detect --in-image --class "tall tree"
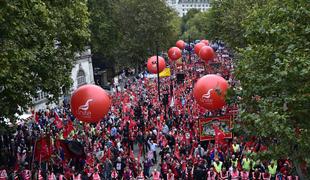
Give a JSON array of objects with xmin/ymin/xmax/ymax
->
[
  {"xmin": 235, "ymin": 0, "xmax": 310, "ymax": 178},
  {"xmin": 182, "ymin": 11, "xmax": 209, "ymax": 40},
  {"xmin": 0, "ymin": 0, "xmax": 90, "ymax": 118},
  {"xmin": 88, "ymin": 0, "xmax": 119, "ymax": 58},
  {"xmin": 206, "ymin": 0, "xmax": 267, "ymax": 49},
  {"xmin": 114, "ymin": 0, "xmax": 178, "ymax": 68}
]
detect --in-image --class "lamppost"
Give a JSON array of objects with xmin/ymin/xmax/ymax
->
[{"xmin": 156, "ymin": 43, "xmax": 161, "ymax": 102}]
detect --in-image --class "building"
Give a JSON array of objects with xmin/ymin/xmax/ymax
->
[
  {"xmin": 32, "ymin": 47, "xmax": 95, "ymax": 110},
  {"xmin": 165, "ymin": 0, "xmax": 211, "ymax": 17}
]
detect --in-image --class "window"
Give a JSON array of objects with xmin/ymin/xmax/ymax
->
[
  {"xmin": 34, "ymin": 91, "xmax": 48, "ymax": 102},
  {"xmin": 77, "ymin": 69, "xmax": 86, "ymax": 87}
]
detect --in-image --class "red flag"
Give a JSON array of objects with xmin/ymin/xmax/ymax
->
[
  {"xmin": 174, "ymin": 145, "xmax": 181, "ymax": 160},
  {"xmin": 35, "ymin": 136, "xmax": 52, "ymax": 161},
  {"xmin": 54, "ymin": 111, "xmax": 63, "ymax": 129},
  {"xmin": 213, "ymin": 125, "xmax": 225, "ymax": 144},
  {"xmin": 63, "ymin": 120, "xmax": 74, "ymax": 138},
  {"xmin": 129, "ymin": 120, "xmax": 137, "ymax": 129}
]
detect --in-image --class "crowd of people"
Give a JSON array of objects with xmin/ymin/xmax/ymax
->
[{"xmin": 0, "ymin": 43, "xmax": 300, "ymax": 180}]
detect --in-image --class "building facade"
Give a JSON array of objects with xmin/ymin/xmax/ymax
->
[
  {"xmin": 32, "ymin": 48, "xmax": 95, "ymax": 110},
  {"xmin": 165, "ymin": 0, "xmax": 211, "ymax": 17}
]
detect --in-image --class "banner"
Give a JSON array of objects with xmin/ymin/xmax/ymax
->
[
  {"xmin": 199, "ymin": 116, "xmax": 233, "ymax": 141},
  {"xmin": 159, "ymin": 68, "xmax": 171, "ymax": 77}
]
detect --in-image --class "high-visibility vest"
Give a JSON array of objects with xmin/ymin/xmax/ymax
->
[
  {"xmin": 232, "ymin": 144, "xmax": 240, "ymax": 152},
  {"xmin": 268, "ymin": 165, "xmax": 277, "ymax": 176},
  {"xmin": 242, "ymin": 158, "xmax": 251, "ymax": 171},
  {"xmin": 152, "ymin": 172, "xmax": 160, "ymax": 180},
  {"xmin": 231, "ymin": 158, "xmax": 238, "ymax": 168},
  {"xmin": 214, "ymin": 161, "xmax": 223, "ymax": 173},
  {"xmin": 92, "ymin": 173, "xmax": 101, "ymax": 180},
  {"xmin": 0, "ymin": 169, "xmax": 8, "ymax": 180}
]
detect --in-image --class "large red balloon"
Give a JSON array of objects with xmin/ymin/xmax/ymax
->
[
  {"xmin": 193, "ymin": 74, "xmax": 228, "ymax": 110},
  {"xmin": 199, "ymin": 46, "xmax": 215, "ymax": 62},
  {"xmin": 147, "ymin": 56, "xmax": 166, "ymax": 74},
  {"xmin": 176, "ymin": 40, "xmax": 185, "ymax": 50},
  {"xmin": 168, "ymin": 47, "xmax": 182, "ymax": 61},
  {"xmin": 194, "ymin": 43, "xmax": 206, "ymax": 55},
  {"xmin": 201, "ymin": 39, "xmax": 209, "ymax": 46},
  {"xmin": 71, "ymin": 84, "xmax": 111, "ymax": 123}
]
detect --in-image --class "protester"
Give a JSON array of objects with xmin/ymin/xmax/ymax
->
[{"xmin": 0, "ymin": 43, "xmax": 300, "ymax": 180}]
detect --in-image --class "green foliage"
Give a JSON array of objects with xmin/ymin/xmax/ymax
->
[
  {"xmin": 180, "ymin": 9, "xmax": 201, "ymax": 38},
  {"xmin": 88, "ymin": 0, "xmax": 180, "ymax": 70},
  {"xmin": 88, "ymin": 0, "xmax": 119, "ymax": 58},
  {"xmin": 0, "ymin": 0, "xmax": 90, "ymax": 118},
  {"xmin": 206, "ymin": 0, "xmax": 267, "ymax": 48},
  {"xmin": 235, "ymin": 0, "xmax": 310, "ymax": 178},
  {"xmin": 181, "ymin": 11, "xmax": 209, "ymax": 40}
]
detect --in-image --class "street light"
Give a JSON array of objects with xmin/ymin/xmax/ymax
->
[{"xmin": 156, "ymin": 43, "xmax": 161, "ymax": 102}]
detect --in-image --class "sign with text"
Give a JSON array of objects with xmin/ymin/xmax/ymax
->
[{"xmin": 199, "ymin": 116, "xmax": 233, "ymax": 141}]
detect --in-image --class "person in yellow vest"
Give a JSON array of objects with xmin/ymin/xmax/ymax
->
[
  {"xmin": 242, "ymin": 156, "xmax": 252, "ymax": 171},
  {"xmin": 232, "ymin": 141, "xmax": 240, "ymax": 155},
  {"xmin": 231, "ymin": 155, "xmax": 238, "ymax": 169},
  {"xmin": 268, "ymin": 161, "xmax": 277, "ymax": 179},
  {"xmin": 213, "ymin": 158, "xmax": 223, "ymax": 174}
]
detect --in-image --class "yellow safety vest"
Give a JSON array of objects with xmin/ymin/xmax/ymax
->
[
  {"xmin": 242, "ymin": 158, "xmax": 251, "ymax": 171},
  {"xmin": 214, "ymin": 161, "xmax": 223, "ymax": 173},
  {"xmin": 268, "ymin": 165, "xmax": 277, "ymax": 176},
  {"xmin": 231, "ymin": 158, "xmax": 238, "ymax": 168},
  {"xmin": 232, "ymin": 144, "xmax": 240, "ymax": 152}
]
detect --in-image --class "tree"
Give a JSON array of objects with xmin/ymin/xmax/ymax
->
[
  {"xmin": 88, "ymin": 0, "xmax": 119, "ymax": 59},
  {"xmin": 181, "ymin": 11, "xmax": 209, "ymax": 40},
  {"xmin": 235, "ymin": 0, "xmax": 310, "ymax": 178},
  {"xmin": 205, "ymin": 0, "xmax": 267, "ymax": 49},
  {"xmin": 180, "ymin": 8, "xmax": 201, "ymax": 35},
  {"xmin": 113, "ymin": 0, "xmax": 179, "ymax": 68},
  {"xmin": 0, "ymin": 0, "xmax": 90, "ymax": 119}
]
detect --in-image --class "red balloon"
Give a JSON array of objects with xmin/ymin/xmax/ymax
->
[
  {"xmin": 71, "ymin": 84, "xmax": 111, "ymax": 123},
  {"xmin": 201, "ymin": 39, "xmax": 209, "ymax": 46},
  {"xmin": 176, "ymin": 40, "xmax": 185, "ymax": 50},
  {"xmin": 147, "ymin": 56, "xmax": 166, "ymax": 74},
  {"xmin": 194, "ymin": 43, "xmax": 206, "ymax": 55},
  {"xmin": 168, "ymin": 47, "xmax": 182, "ymax": 61},
  {"xmin": 193, "ymin": 74, "xmax": 229, "ymax": 110},
  {"xmin": 199, "ymin": 46, "xmax": 215, "ymax": 62}
]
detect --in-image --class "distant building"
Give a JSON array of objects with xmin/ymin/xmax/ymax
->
[
  {"xmin": 165, "ymin": 0, "xmax": 211, "ymax": 17},
  {"xmin": 32, "ymin": 47, "xmax": 94, "ymax": 110}
]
